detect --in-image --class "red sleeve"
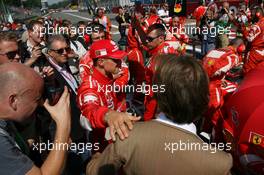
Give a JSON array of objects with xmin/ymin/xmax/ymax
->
[
  {"xmin": 79, "ymin": 52, "xmax": 93, "ymax": 83},
  {"xmin": 77, "ymin": 84, "xmax": 108, "ymax": 129},
  {"xmin": 243, "ymin": 24, "xmax": 261, "ymax": 42}
]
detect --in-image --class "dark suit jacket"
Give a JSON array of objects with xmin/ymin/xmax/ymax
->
[
  {"xmin": 19, "ymin": 41, "xmax": 47, "ymax": 69},
  {"xmin": 115, "ymin": 13, "xmax": 130, "ymax": 27},
  {"xmin": 87, "ymin": 120, "xmax": 232, "ymax": 175},
  {"xmin": 45, "ymin": 59, "xmax": 85, "ymax": 142}
]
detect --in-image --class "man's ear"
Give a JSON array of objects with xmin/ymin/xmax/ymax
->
[
  {"xmin": 28, "ymin": 30, "xmax": 33, "ymax": 38},
  {"xmin": 48, "ymin": 49, "xmax": 54, "ymax": 57},
  {"xmin": 9, "ymin": 94, "xmax": 18, "ymax": 111}
]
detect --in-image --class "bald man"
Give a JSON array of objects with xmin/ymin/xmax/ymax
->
[{"xmin": 0, "ymin": 63, "xmax": 71, "ymax": 175}]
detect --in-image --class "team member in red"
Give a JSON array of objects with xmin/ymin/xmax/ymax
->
[
  {"xmin": 243, "ymin": 7, "xmax": 264, "ymax": 74},
  {"xmin": 202, "ymin": 38, "xmax": 245, "ymax": 139},
  {"xmin": 224, "ymin": 64, "xmax": 264, "ymax": 175},
  {"xmin": 144, "ymin": 7, "xmax": 160, "ymax": 28},
  {"xmin": 127, "ymin": 7, "xmax": 146, "ymax": 101},
  {"xmin": 79, "ymin": 24, "xmax": 129, "ymax": 112},
  {"xmin": 79, "ymin": 23, "xmax": 129, "ymax": 87},
  {"xmin": 144, "ymin": 24, "xmax": 177, "ymax": 121},
  {"xmin": 77, "ymin": 40, "xmax": 140, "ymax": 146}
]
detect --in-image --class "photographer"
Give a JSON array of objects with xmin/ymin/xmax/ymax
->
[
  {"xmin": 20, "ymin": 20, "xmax": 47, "ymax": 73},
  {"xmin": 0, "ymin": 63, "xmax": 71, "ymax": 175}
]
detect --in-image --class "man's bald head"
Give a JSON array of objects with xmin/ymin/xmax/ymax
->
[{"xmin": 0, "ymin": 63, "xmax": 44, "ymax": 121}]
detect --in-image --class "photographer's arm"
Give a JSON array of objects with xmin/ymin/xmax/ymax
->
[
  {"xmin": 26, "ymin": 87, "xmax": 71, "ymax": 175},
  {"xmin": 24, "ymin": 46, "xmax": 42, "ymax": 67}
]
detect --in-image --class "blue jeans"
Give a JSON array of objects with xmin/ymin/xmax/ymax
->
[{"xmin": 202, "ymin": 40, "xmax": 216, "ymax": 57}]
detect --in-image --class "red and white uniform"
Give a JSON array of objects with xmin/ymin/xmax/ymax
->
[
  {"xmin": 78, "ymin": 67, "xmax": 125, "ymax": 129},
  {"xmin": 144, "ymin": 42, "xmax": 178, "ymax": 121},
  {"xmin": 203, "ymin": 46, "xmax": 242, "ymax": 128},
  {"xmin": 223, "ymin": 65, "xmax": 264, "ymax": 174},
  {"xmin": 243, "ymin": 17, "xmax": 264, "ymax": 74},
  {"xmin": 144, "ymin": 14, "xmax": 161, "ymax": 28},
  {"xmin": 78, "ymin": 67, "xmax": 126, "ymax": 151},
  {"xmin": 126, "ymin": 25, "xmax": 146, "ymax": 86}
]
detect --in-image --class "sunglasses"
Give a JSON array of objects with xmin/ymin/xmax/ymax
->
[
  {"xmin": 0, "ymin": 50, "xmax": 19, "ymax": 60},
  {"xmin": 146, "ymin": 35, "xmax": 161, "ymax": 42},
  {"xmin": 51, "ymin": 47, "xmax": 71, "ymax": 54}
]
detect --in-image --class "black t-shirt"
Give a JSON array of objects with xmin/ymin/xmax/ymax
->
[{"xmin": 0, "ymin": 120, "xmax": 33, "ymax": 175}]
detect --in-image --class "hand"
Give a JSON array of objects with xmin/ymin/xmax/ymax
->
[
  {"xmin": 112, "ymin": 70, "xmax": 123, "ymax": 79},
  {"xmin": 104, "ymin": 110, "xmax": 141, "ymax": 141},
  {"xmin": 43, "ymin": 86, "xmax": 71, "ymax": 129},
  {"xmin": 41, "ymin": 66, "xmax": 54, "ymax": 78},
  {"xmin": 31, "ymin": 46, "xmax": 42, "ymax": 60}
]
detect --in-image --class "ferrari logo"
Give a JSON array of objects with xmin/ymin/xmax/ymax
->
[
  {"xmin": 253, "ymin": 135, "xmax": 262, "ymax": 145},
  {"xmin": 207, "ymin": 60, "xmax": 215, "ymax": 66},
  {"xmin": 249, "ymin": 132, "xmax": 264, "ymax": 146}
]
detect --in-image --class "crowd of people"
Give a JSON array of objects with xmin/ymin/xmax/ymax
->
[{"xmin": 0, "ymin": 0, "xmax": 263, "ymax": 175}]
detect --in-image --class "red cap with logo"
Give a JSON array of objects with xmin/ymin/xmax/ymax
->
[{"xmin": 90, "ymin": 39, "xmax": 127, "ymax": 60}]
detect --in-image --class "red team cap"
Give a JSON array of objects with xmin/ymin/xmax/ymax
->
[{"xmin": 90, "ymin": 40, "xmax": 127, "ymax": 60}]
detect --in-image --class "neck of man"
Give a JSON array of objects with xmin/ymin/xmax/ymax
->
[
  {"xmin": 49, "ymin": 55, "xmax": 65, "ymax": 67},
  {"xmin": 0, "ymin": 106, "xmax": 11, "ymax": 121}
]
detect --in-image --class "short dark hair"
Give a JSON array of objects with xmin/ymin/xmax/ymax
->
[
  {"xmin": 0, "ymin": 32, "xmax": 18, "ymax": 44},
  {"xmin": 147, "ymin": 23, "xmax": 166, "ymax": 37},
  {"xmin": 62, "ymin": 20, "xmax": 72, "ymax": 28},
  {"xmin": 255, "ymin": 6, "xmax": 264, "ymax": 16},
  {"xmin": 87, "ymin": 22, "xmax": 106, "ymax": 34},
  {"xmin": 154, "ymin": 54, "xmax": 209, "ymax": 124},
  {"xmin": 27, "ymin": 20, "xmax": 43, "ymax": 31},
  {"xmin": 77, "ymin": 21, "xmax": 86, "ymax": 27},
  {"xmin": 47, "ymin": 34, "xmax": 67, "ymax": 50},
  {"xmin": 229, "ymin": 37, "xmax": 244, "ymax": 47}
]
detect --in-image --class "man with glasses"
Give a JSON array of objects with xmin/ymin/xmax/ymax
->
[
  {"xmin": 144, "ymin": 23, "xmax": 177, "ymax": 121},
  {"xmin": 0, "ymin": 32, "xmax": 20, "ymax": 64},
  {"xmin": 46, "ymin": 34, "xmax": 87, "ymax": 174}
]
